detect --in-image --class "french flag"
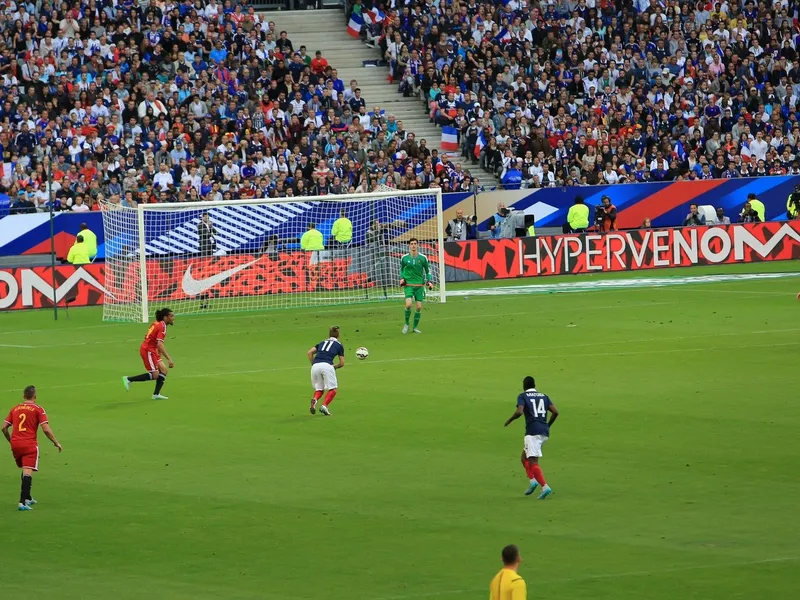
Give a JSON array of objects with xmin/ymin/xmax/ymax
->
[
  {"xmin": 673, "ymin": 140, "xmax": 687, "ymax": 161},
  {"xmin": 493, "ymin": 28, "xmax": 511, "ymax": 44},
  {"xmin": 474, "ymin": 131, "xmax": 486, "ymax": 159},
  {"xmin": 364, "ymin": 7, "xmax": 385, "ymax": 24},
  {"xmin": 740, "ymin": 142, "xmax": 752, "ymax": 163},
  {"xmin": 347, "ymin": 13, "xmax": 363, "ymax": 38},
  {"xmin": 441, "ymin": 126, "xmax": 459, "ymax": 151}
]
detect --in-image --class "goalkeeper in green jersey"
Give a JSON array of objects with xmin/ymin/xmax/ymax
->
[{"xmin": 399, "ymin": 238, "xmax": 434, "ymax": 334}]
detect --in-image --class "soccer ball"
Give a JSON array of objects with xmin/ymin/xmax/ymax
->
[{"xmin": 355, "ymin": 347, "xmax": 369, "ymax": 360}]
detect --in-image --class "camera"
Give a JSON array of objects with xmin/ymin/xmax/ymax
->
[{"xmin": 594, "ymin": 205, "xmax": 605, "ymax": 227}]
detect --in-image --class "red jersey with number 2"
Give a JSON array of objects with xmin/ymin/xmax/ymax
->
[
  {"xmin": 142, "ymin": 321, "xmax": 167, "ymax": 353},
  {"xmin": 4, "ymin": 403, "xmax": 48, "ymax": 446}
]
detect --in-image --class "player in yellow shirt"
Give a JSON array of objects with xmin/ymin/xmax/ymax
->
[{"xmin": 490, "ymin": 545, "xmax": 526, "ymax": 600}]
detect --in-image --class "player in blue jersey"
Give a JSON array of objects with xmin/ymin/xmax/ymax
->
[
  {"xmin": 504, "ymin": 376, "xmax": 559, "ymax": 499},
  {"xmin": 307, "ymin": 326, "xmax": 345, "ymax": 416}
]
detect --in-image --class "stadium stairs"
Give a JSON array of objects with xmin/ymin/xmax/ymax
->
[{"xmin": 267, "ymin": 9, "xmax": 450, "ymax": 159}]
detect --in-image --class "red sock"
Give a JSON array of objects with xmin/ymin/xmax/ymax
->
[
  {"xmin": 521, "ymin": 458, "xmax": 535, "ymax": 479},
  {"xmin": 323, "ymin": 389, "xmax": 337, "ymax": 406},
  {"xmin": 531, "ymin": 464, "xmax": 547, "ymax": 487},
  {"xmin": 312, "ymin": 391, "xmax": 323, "ymax": 402}
]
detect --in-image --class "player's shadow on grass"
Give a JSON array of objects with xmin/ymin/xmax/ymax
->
[{"xmin": 98, "ymin": 401, "xmax": 151, "ymax": 409}]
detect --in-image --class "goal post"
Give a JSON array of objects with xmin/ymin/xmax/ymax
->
[{"xmin": 100, "ymin": 188, "xmax": 446, "ymax": 323}]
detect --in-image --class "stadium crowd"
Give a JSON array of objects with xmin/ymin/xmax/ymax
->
[
  {"xmin": 2, "ymin": 0, "xmax": 464, "ymax": 216},
  {"xmin": 353, "ymin": 0, "xmax": 800, "ymax": 189},
  {"xmin": 5, "ymin": 0, "xmax": 800, "ymax": 215}
]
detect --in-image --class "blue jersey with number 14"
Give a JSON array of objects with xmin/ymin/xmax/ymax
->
[
  {"xmin": 313, "ymin": 338, "xmax": 344, "ymax": 365},
  {"xmin": 517, "ymin": 389, "xmax": 552, "ymax": 436}
]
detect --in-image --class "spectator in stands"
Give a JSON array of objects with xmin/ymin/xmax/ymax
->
[
  {"xmin": 79, "ymin": 223, "xmax": 97, "ymax": 262},
  {"xmin": 566, "ymin": 196, "xmax": 589, "ymax": 234},
  {"xmin": 10, "ymin": 191, "xmax": 36, "ymax": 215},
  {"xmin": 683, "ymin": 204, "xmax": 706, "ymax": 227},
  {"xmin": 67, "ymin": 235, "xmax": 91, "ymax": 265},
  {"xmin": 341, "ymin": 0, "xmax": 800, "ymax": 193}
]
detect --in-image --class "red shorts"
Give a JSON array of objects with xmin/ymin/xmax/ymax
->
[
  {"xmin": 11, "ymin": 444, "xmax": 39, "ymax": 471},
  {"xmin": 140, "ymin": 347, "xmax": 161, "ymax": 371}
]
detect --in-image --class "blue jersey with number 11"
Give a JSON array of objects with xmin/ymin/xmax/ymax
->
[
  {"xmin": 517, "ymin": 389, "xmax": 552, "ymax": 436},
  {"xmin": 314, "ymin": 338, "xmax": 344, "ymax": 365}
]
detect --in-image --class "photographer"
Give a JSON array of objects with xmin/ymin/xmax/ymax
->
[
  {"xmin": 746, "ymin": 193, "xmax": 765, "ymax": 223},
  {"xmin": 595, "ymin": 195, "xmax": 617, "ymax": 232},
  {"xmin": 738, "ymin": 201, "xmax": 761, "ymax": 224},
  {"xmin": 682, "ymin": 203, "xmax": 706, "ymax": 226},
  {"xmin": 787, "ymin": 185, "xmax": 800, "ymax": 219},
  {"xmin": 445, "ymin": 209, "xmax": 477, "ymax": 241}
]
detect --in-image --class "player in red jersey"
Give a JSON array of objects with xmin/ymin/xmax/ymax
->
[
  {"xmin": 3, "ymin": 385, "xmax": 62, "ymax": 511},
  {"xmin": 122, "ymin": 307, "xmax": 176, "ymax": 400}
]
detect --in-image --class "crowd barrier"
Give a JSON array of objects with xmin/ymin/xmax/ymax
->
[
  {"xmin": 444, "ymin": 221, "xmax": 800, "ymax": 281},
  {"xmin": 1, "ymin": 177, "xmax": 798, "ymax": 259}
]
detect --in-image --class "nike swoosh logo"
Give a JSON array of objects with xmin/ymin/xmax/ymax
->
[{"xmin": 182, "ymin": 258, "xmax": 261, "ymax": 297}]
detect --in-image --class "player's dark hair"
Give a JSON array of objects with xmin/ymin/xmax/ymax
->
[
  {"xmin": 501, "ymin": 544, "xmax": 520, "ymax": 566},
  {"xmin": 156, "ymin": 308, "xmax": 173, "ymax": 321},
  {"xmin": 574, "ymin": 195, "xmax": 585, "ymax": 205},
  {"xmin": 77, "ymin": 234, "xmax": 84, "ymax": 242},
  {"xmin": 522, "ymin": 376, "xmax": 536, "ymax": 390},
  {"xmin": 23, "ymin": 385, "xmax": 36, "ymax": 400},
  {"xmin": 409, "ymin": 237, "xmax": 418, "ymax": 244},
  {"xmin": 329, "ymin": 325, "xmax": 340, "ymax": 338}
]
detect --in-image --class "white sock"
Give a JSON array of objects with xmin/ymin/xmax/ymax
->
[{"xmin": 530, "ymin": 479, "xmax": 536, "ymax": 484}]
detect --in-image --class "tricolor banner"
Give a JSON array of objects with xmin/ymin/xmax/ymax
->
[
  {"xmin": 441, "ymin": 126, "xmax": 459, "ymax": 151},
  {"xmin": 364, "ymin": 7, "xmax": 385, "ymax": 24},
  {"xmin": 347, "ymin": 13, "xmax": 363, "ymax": 37}
]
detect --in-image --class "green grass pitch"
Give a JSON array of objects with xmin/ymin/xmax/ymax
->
[{"xmin": 1, "ymin": 263, "xmax": 799, "ymax": 600}]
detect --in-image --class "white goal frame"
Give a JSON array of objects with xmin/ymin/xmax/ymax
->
[{"xmin": 122, "ymin": 188, "xmax": 446, "ymax": 323}]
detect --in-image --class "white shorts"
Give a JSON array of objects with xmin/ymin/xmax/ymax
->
[
  {"xmin": 523, "ymin": 435, "xmax": 548, "ymax": 458},
  {"xmin": 310, "ymin": 362, "xmax": 337, "ymax": 391}
]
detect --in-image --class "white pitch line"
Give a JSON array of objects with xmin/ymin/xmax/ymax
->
[
  {"xmin": 369, "ymin": 556, "xmax": 799, "ymax": 600},
  {"xmin": 0, "ymin": 344, "xmax": 36, "ymax": 348}
]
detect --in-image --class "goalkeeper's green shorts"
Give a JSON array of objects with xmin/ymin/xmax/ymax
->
[{"xmin": 404, "ymin": 285, "xmax": 426, "ymax": 302}]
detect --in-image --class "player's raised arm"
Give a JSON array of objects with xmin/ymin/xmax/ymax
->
[
  {"xmin": 307, "ymin": 346, "xmax": 318, "ymax": 364},
  {"xmin": 41, "ymin": 423, "xmax": 62, "ymax": 452}
]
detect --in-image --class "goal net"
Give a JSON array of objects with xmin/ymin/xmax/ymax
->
[{"xmin": 100, "ymin": 189, "xmax": 445, "ymax": 322}]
